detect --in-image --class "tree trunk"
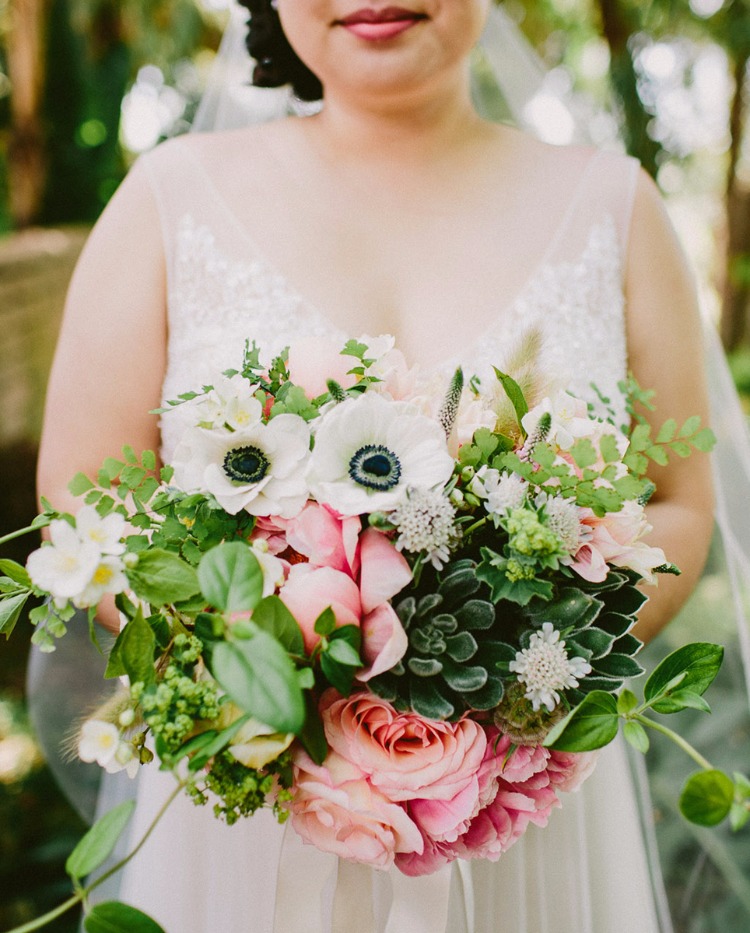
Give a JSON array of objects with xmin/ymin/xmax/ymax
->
[
  {"xmin": 6, "ymin": 0, "xmax": 48, "ymax": 228},
  {"xmin": 596, "ymin": 0, "xmax": 662, "ymax": 179},
  {"xmin": 720, "ymin": 50, "xmax": 750, "ymax": 351}
]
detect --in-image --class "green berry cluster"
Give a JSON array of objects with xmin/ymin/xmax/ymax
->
[{"xmin": 188, "ymin": 749, "xmax": 294, "ymax": 825}]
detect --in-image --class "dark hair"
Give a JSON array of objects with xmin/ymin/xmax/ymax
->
[{"xmin": 238, "ymin": 0, "xmax": 323, "ymax": 102}]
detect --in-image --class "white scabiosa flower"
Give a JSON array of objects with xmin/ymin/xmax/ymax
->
[
  {"xmin": 509, "ymin": 623, "xmax": 592, "ymax": 712},
  {"xmin": 469, "ymin": 467, "xmax": 528, "ymax": 516},
  {"xmin": 78, "ymin": 719, "xmax": 121, "ymax": 768},
  {"xmin": 26, "ymin": 520, "xmax": 101, "ymax": 603},
  {"xmin": 391, "ymin": 488, "xmax": 460, "ymax": 569},
  {"xmin": 171, "ymin": 413, "xmax": 311, "ymax": 518},
  {"xmin": 306, "ymin": 393, "xmax": 454, "ymax": 515},
  {"xmin": 539, "ymin": 494, "xmax": 583, "ymax": 554}
]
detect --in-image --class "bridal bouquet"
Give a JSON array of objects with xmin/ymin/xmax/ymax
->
[{"xmin": 0, "ymin": 335, "xmax": 746, "ymax": 930}]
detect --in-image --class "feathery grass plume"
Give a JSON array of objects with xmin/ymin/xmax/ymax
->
[
  {"xmin": 61, "ymin": 687, "xmax": 138, "ymax": 763},
  {"xmin": 438, "ymin": 368, "xmax": 464, "ymax": 438},
  {"xmin": 326, "ymin": 379, "xmax": 348, "ymax": 403},
  {"xmin": 489, "ymin": 330, "xmax": 551, "ymax": 440}
]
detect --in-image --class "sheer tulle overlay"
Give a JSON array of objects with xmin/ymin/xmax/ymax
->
[{"xmin": 112, "ymin": 136, "xmax": 669, "ymax": 932}]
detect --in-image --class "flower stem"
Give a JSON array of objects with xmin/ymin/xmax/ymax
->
[
  {"xmin": 4, "ymin": 894, "xmax": 83, "ymax": 933},
  {"xmin": 634, "ymin": 714, "xmax": 714, "ymax": 771},
  {"xmin": 0, "ymin": 523, "xmax": 45, "ymax": 547},
  {"xmin": 3, "ymin": 778, "xmax": 185, "ymax": 933},
  {"xmin": 87, "ymin": 778, "xmax": 186, "ymax": 895}
]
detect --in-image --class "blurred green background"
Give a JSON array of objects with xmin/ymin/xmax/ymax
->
[{"xmin": 1, "ymin": 0, "xmax": 750, "ymax": 930}]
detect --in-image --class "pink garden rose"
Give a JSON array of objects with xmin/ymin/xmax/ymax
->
[
  {"xmin": 321, "ymin": 690, "xmax": 487, "ymax": 842},
  {"xmin": 291, "ymin": 750, "xmax": 423, "ymax": 869},
  {"xmin": 572, "ymin": 501, "xmax": 666, "ymax": 584}
]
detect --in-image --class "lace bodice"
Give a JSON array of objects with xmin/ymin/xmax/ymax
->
[{"xmin": 141, "ymin": 137, "xmax": 637, "ymax": 460}]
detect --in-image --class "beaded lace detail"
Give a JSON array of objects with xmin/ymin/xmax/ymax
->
[{"xmin": 160, "ymin": 212, "xmax": 627, "ymax": 459}]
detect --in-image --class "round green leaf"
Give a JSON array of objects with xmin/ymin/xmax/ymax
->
[
  {"xmin": 84, "ymin": 901, "xmax": 166, "ymax": 933},
  {"xmin": 198, "ymin": 542, "xmax": 263, "ymax": 613},
  {"xmin": 127, "ymin": 548, "xmax": 200, "ymax": 605},
  {"xmin": 66, "ymin": 801, "xmax": 136, "ymax": 881},
  {"xmin": 544, "ymin": 691, "xmax": 620, "ymax": 752},
  {"xmin": 213, "ymin": 633, "xmax": 304, "ymax": 734},
  {"xmin": 623, "ymin": 720, "xmax": 650, "ymax": 754},
  {"xmin": 679, "ymin": 770, "xmax": 734, "ymax": 827},
  {"xmin": 645, "ymin": 643, "xmax": 724, "ymax": 706},
  {"xmin": 252, "ymin": 596, "xmax": 305, "ymax": 655}
]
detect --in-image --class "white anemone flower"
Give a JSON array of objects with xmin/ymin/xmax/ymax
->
[
  {"xmin": 306, "ymin": 392, "xmax": 454, "ymax": 515},
  {"xmin": 75, "ymin": 505, "xmax": 127, "ymax": 556},
  {"xmin": 26, "ymin": 519, "xmax": 101, "ymax": 603},
  {"xmin": 78, "ymin": 719, "xmax": 120, "ymax": 767},
  {"xmin": 77, "ymin": 556, "xmax": 128, "ymax": 608},
  {"xmin": 171, "ymin": 413, "xmax": 311, "ymax": 518},
  {"xmin": 177, "ymin": 374, "xmax": 262, "ymax": 431},
  {"xmin": 509, "ymin": 623, "xmax": 592, "ymax": 712}
]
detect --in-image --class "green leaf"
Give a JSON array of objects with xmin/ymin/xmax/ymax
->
[
  {"xmin": 656, "ymin": 419, "xmax": 677, "ymax": 443},
  {"xmin": 592, "ymin": 653, "xmax": 645, "ymax": 679},
  {"xmin": 326, "ymin": 638, "xmax": 362, "ymax": 667},
  {"xmin": 570, "ymin": 439, "xmax": 598, "ymax": 469},
  {"xmin": 68, "ymin": 472, "xmax": 96, "ymax": 496},
  {"xmin": 101, "ymin": 457, "xmax": 125, "ymax": 481},
  {"xmin": 141, "ymin": 450, "xmax": 157, "ymax": 472},
  {"xmin": 617, "ymin": 689, "xmax": 638, "ymax": 715},
  {"xmin": 492, "ymin": 368, "xmax": 529, "ymax": 428},
  {"xmin": 314, "ymin": 607, "xmax": 337, "ymax": 637},
  {"xmin": 691, "ymin": 427, "xmax": 716, "ymax": 452},
  {"xmin": 649, "ymin": 689, "xmax": 712, "ymax": 715},
  {"xmin": 188, "ymin": 716, "xmax": 251, "ymax": 771},
  {"xmin": 679, "ymin": 770, "xmax": 734, "ymax": 827},
  {"xmin": 119, "ymin": 607, "xmax": 157, "ymax": 686},
  {"xmin": 212, "ymin": 634, "xmax": 305, "ymax": 734},
  {"xmin": 197, "ymin": 542, "xmax": 263, "ymax": 613},
  {"xmin": 730, "ymin": 801, "xmax": 750, "ymax": 832},
  {"xmin": 66, "ymin": 801, "xmax": 136, "ymax": 881},
  {"xmin": 84, "ymin": 902, "xmax": 166, "ymax": 933},
  {"xmin": 645, "ymin": 445, "xmax": 669, "ymax": 467},
  {"xmin": 127, "ymin": 549, "xmax": 200, "ymax": 606},
  {"xmin": 300, "ymin": 692, "xmax": 328, "ymax": 765},
  {"xmin": 623, "ymin": 720, "xmax": 650, "ymax": 754},
  {"xmin": 544, "ymin": 691, "xmax": 620, "ymax": 752},
  {"xmin": 644, "ymin": 643, "xmax": 724, "ymax": 709},
  {"xmin": 678, "ymin": 415, "xmax": 701, "ymax": 438},
  {"xmin": 599, "ymin": 434, "xmax": 622, "ymax": 463},
  {"xmin": 252, "ymin": 596, "xmax": 304, "ymax": 655},
  {"xmin": 0, "ymin": 592, "xmax": 29, "ymax": 639},
  {"xmin": 670, "ymin": 441, "xmax": 692, "ymax": 458}
]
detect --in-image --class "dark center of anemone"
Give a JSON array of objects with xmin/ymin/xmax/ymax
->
[
  {"xmin": 223, "ymin": 445, "xmax": 269, "ymax": 485},
  {"xmin": 349, "ymin": 444, "xmax": 402, "ymax": 491}
]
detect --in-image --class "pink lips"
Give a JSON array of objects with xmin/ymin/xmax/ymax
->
[{"xmin": 338, "ymin": 7, "xmax": 426, "ymax": 41}]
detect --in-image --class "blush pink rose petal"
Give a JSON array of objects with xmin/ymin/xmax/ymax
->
[
  {"xmin": 321, "ymin": 692, "xmax": 487, "ymax": 803},
  {"xmin": 357, "ymin": 602, "xmax": 409, "ymax": 682},
  {"xmin": 358, "ymin": 528, "xmax": 413, "ymax": 614},
  {"xmin": 291, "ymin": 750, "xmax": 423, "ymax": 869}
]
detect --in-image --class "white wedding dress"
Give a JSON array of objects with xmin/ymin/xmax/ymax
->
[{"xmin": 115, "ymin": 134, "xmax": 672, "ymax": 933}]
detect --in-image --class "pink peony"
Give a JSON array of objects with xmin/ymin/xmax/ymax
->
[
  {"xmin": 358, "ymin": 602, "xmax": 409, "ymax": 681},
  {"xmin": 358, "ymin": 528, "xmax": 412, "ymax": 615},
  {"xmin": 395, "ymin": 833, "xmax": 454, "ymax": 877},
  {"xmin": 321, "ymin": 691, "xmax": 486, "ymax": 810},
  {"xmin": 287, "ymin": 337, "xmax": 357, "ymax": 399},
  {"xmin": 285, "ymin": 502, "xmax": 361, "ymax": 577},
  {"xmin": 291, "ymin": 750, "xmax": 423, "ymax": 869},
  {"xmin": 279, "ymin": 565, "xmax": 361, "ymax": 653},
  {"xmin": 546, "ymin": 749, "xmax": 599, "ymax": 793}
]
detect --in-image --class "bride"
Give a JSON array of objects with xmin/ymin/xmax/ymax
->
[{"xmin": 36, "ymin": 1, "xmax": 714, "ymax": 931}]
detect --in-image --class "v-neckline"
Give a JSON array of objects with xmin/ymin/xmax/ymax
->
[{"xmin": 177, "ymin": 140, "xmax": 609, "ymax": 371}]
